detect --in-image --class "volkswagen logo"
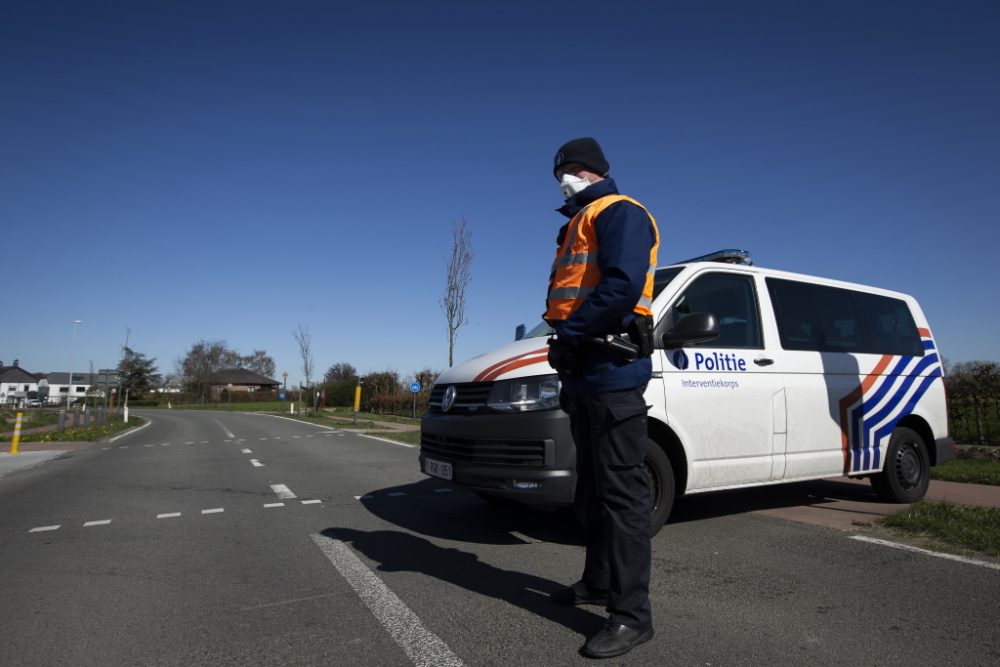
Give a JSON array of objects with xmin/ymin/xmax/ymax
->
[{"xmin": 442, "ymin": 385, "xmax": 457, "ymax": 412}]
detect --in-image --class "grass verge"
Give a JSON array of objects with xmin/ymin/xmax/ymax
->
[
  {"xmin": 931, "ymin": 458, "xmax": 1000, "ymax": 486},
  {"xmin": 17, "ymin": 417, "xmax": 145, "ymax": 443},
  {"xmin": 879, "ymin": 500, "xmax": 1000, "ymax": 559}
]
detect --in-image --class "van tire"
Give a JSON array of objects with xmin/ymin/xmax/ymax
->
[
  {"xmin": 572, "ymin": 439, "xmax": 675, "ymax": 536},
  {"xmin": 870, "ymin": 427, "xmax": 930, "ymax": 503}
]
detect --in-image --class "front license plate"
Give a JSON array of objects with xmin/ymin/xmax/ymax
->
[{"xmin": 424, "ymin": 458, "xmax": 453, "ymax": 481}]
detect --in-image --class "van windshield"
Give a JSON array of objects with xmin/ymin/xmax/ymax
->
[{"xmin": 522, "ymin": 266, "xmax": 684, "ymax": 339}]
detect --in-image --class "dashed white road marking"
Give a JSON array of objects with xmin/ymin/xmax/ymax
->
[
  {"xmin": 312, "ymin": 533, "xmax": 465, "ymax": 667},
  {"xmin": 101, "ymin": 447, "xmax": 111, "ymax": 450},
  {"xmin": 160, "ymin": 443, "xmax": 169, "ymax": 447},
  {"xmin": 306, "ymin": 435, "xmax": 314, "ymax": 438},
  {"xmin": 241, "ymin": 448, "xmax": 252, "ymax": 454},
  {"xmin": 293, "ymin": 436, "xmax": 301, "ymax": 439},
  {"xmin": 30, "ymin": 525, "xmax": 61, "ymax": 533},
  {"xmin": 185, "ymin": 441, "xmax": 194, "ymax": 445},
  {"xmin": 201, "ymin": 440, "xmax": 209, "ymax": 444},
  {"xmin": 144, "ymin": 444, "xmax": 154, "ymax": 448},
  {"xmin": 260, "ymin": 437, "xmax": 268, "ymax": 441},
  {"xmin": 263, "ymin": 503, "xmax": 285, "ymax": 508},
  {"xmin": 301, "ymin": 499, "xmax": 322, "ymax": 505},
  {"xmin": 250, "ymin": 459, "xmax": 265, "ymax": 468},
  {"xmin": 157, "ymin": 513, "xmax": 182, "ymax": 519},
  {"xmin": 83, "ymin": 520, "xmax": 112, "ymax": 527},
  {"xmin": 202, "ymin": 508, "xmax": 224, "ymax": 514},
  {"xmin": 273, "ymin": 437, "xmax": 281, "ymax": 440},
  {"xmin": 270, "ymin": 484, "xmax": 297, "ymax": 499},
  {"xmin": 120, "ymin": 445, "xmax": 129, "ymax": 449},
  {"xmin": 849, "ymin": 535, "xmax": 1000, "ymax": 571}
]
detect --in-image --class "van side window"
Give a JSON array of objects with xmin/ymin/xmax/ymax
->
[
  {"xmin": 670, "ymin": 273, "xmax": 762, "ymax": 348},
  {"xmin": 766, "ymin": 278, "xmax": 923, "ymax": 356}
]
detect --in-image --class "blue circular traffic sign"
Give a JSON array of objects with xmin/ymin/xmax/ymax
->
[{"xmin": 409, "ymin": 383, "xmax": 420, "ymax": 393}]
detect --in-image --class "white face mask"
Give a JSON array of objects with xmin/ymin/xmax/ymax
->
[{"xmin": 559, "ymin": 173, "xmax": 591, "ymax": 200}]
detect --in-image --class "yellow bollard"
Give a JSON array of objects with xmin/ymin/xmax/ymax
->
[
  {"xmin": 10, "ymin": 411, "xmax": 23, "ymax": 454},
  {"xmin": 353, "ymin": 386, "xmax": 362, "ymax": 424}
]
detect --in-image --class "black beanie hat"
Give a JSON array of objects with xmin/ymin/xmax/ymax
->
[{"xmin": 553, "ymin": 137, "xmax": 610, "ymax": 179}]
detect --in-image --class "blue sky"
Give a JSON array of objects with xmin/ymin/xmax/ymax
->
[{"xmin": 3, "ymin": 1, "xmax": 998, "ymax": 385}]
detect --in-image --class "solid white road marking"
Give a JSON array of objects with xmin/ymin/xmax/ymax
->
[
  {"xmin": 202, "ymin": 508, "xmax": 224, "ymax": 514},
  {"xmin": 212, "ymin": 419, "xmax": 236, "ymax": 440},
  {"xmin": 241, "ymin": 448, "xmax": 252, "ymax": 454},
  {"xmin": 263, "ymin": 503, "xmax": 285, "ymax": 508},
  {"xmin": 157, "ymin": 513, "xmax": 182, "ymax": 519},
  {"xmin": 311, "ymin": 533, "xmax": 465, "ymax": 667},
  {"xmin": 250, "ymin": 459, "xmax": 265, "ymax": 468},
  {"xmin": 270, "ymin": 484, "xmax": 297, "ymax": 499},
  {"xmin": 29, "ymin": 525, "xmax": 61, "ymax": 533},
  {"xmin": 359, "ymin": 434, "xmax": 416, "ymax": 448},
  {"xmin": 83, "ymin": 520, "xmax": 112, "ymax": 527},
  {"xmin": 301, "ymin": 499, "xmax": 322, "ymax": 505},
  {"xmin": 849, "ymin": 535, "xmax": 1000, "ymax": 570},
  {"xmin": 107, "ymin": 418, "xmax": 152, "ymax": 443}
]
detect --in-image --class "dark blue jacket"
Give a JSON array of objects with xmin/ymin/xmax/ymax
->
[{"xmin": 551, "ymin": 178, "xmax": 658, "ymax": 396}]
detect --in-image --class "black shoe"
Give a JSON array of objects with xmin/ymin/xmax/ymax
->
[
  {"xmin": 550, "ymin": 581, "xmax": 609, "ymax": 606},
  {"xmin": 582, "ymin": 621, "xmax": 654, "ymax": 659}
]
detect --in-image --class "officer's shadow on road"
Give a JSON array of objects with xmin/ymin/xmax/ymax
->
[{"xmin": 321, "ymin": 526, "xmax": 603, "ymax": 635}]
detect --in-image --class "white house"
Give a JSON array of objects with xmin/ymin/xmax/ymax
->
[{"xmin": 0, "ymin": 360, "xmax": 39, "ymax": 407}]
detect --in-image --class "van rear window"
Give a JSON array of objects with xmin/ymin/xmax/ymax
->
[{"xmin": 766, "ymin": 278, "xmax": 923, "ymax": 356}]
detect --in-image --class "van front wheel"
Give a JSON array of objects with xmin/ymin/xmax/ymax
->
[
  {"xmin": 573, "ymin": 439, "xmax": 676, "ymax": 536},
  {"xmin": 870, "ymin": 427, "xmax": 930, "ymax": 503}
]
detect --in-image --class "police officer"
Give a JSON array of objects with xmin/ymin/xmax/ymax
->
[{"xmin": 545, "ymin": 137, "xmax": 659, "ymax": 659}]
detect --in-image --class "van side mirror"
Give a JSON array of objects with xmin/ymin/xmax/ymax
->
[
  {"xmin": 661, "ymin": 312, "xmax": 720, "ymax": 348},
  {"xmin": 514, "ymin": 324, "xmax": 526, "ymax": 341}
]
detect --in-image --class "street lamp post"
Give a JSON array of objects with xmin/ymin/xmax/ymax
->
[{"xmin": 68, "ymin": 320, "xmax": 83, "ymax": 408}]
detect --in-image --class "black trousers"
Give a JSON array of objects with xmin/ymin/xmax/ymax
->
[{"xmin": 566, "ymin": 385, "xmax": 652, "ymax": 630}]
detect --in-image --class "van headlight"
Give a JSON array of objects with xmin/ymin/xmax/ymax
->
[{"xmin": 486, "ymin": 374, "xmax": 561, "ymax": 412}]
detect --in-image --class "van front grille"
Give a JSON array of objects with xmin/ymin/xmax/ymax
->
[
  {"xmin": 421, "ymin": 433, "xmax": 547, "ymax": 467},
  {"xmin": 428, "ymin": 382, "xmax": 492, "ymax": 414}
]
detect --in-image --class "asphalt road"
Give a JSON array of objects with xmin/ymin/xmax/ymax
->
[{"xmin": 1, "ymin": 409, "xmax": 997, "ymax": 666}]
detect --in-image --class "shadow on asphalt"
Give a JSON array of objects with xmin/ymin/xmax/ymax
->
[
  {"xmin": 358, "ymin": 477, "xmax": 883, "ymax": 548},
  {"xmin": 321, "ymin": 526, "xmax": 604, "ymax": 636},
  {"xmin": 669, "ymin": 477, "xmax": 881, "ymax": 523},
  {"xmin": 357, "ymin": 478, "xmax": 586, "ymax": 546}
]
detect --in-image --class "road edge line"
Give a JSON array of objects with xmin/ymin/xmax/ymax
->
[
  {"xmin": 107, "ymin": 418, "xmax": 152, "ymax": 443},
  {"xmin": 253, "ymin": 413, "xmax": 416, "ymax": 447},
  {"xmin": 848, "ymin": 535, "xmax": 1000, "ymax": 570}
]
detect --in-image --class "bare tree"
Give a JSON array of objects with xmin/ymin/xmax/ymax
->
[
  {"xmin": 293, "ymin": 324, "xmax": 315, "ymax": 388},
  {"xmin": 440, "ymin": 218, "xmax": 474, "ymax": 367}
]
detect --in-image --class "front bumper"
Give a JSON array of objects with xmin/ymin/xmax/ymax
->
[{"xmin": 419, "ymin": 408, "xmax": 576, "ymax": 506}]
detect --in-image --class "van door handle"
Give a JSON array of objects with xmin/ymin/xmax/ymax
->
[{"xmin": 754, "ymin": 357, "xmax": 774, "ymax": 366}]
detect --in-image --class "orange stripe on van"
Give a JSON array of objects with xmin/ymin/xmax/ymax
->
[
  {"xmin": 917, "ymin": 328, "xmax": 930, "ymax": 338},
  {"xmin": 480, "ymin": 353, "xmax": 550, "ymax": 383},
  {"xmin": 474, "ymin": 348, "xmax": 548, "ymax": 383},
  {"xmin": 839, "ymin": 354, "xmax": 893, "ymax": 474}
]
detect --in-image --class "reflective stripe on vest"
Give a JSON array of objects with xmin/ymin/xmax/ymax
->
[{"xmin": 545, "ymin": 194, "xmax": 659, "ymax": 323}]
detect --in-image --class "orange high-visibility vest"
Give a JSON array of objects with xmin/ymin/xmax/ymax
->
[{"xmin": 545, "ymin": 194, "xmax": 659, "ymax": 324}]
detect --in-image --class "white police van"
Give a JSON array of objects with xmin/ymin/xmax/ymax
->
[{"xmin": 419, "ymin": 250, "xmax": 954, "ymax": 531}]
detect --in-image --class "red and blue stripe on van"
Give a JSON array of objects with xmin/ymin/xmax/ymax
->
[{"xmin": 839, "ymin": 329, "xmax": 942, "ymax": 474}]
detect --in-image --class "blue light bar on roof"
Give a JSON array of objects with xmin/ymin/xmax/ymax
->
[{"xmin": 676, "ymin": 249, "xmax": 753, "ymax": 265}]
